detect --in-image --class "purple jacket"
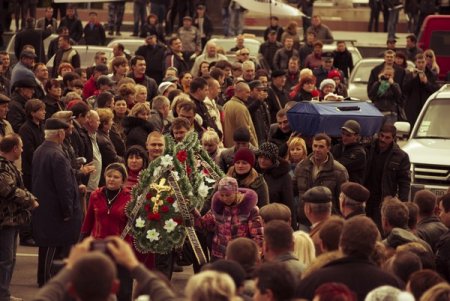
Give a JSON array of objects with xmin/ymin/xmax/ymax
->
[{"xmin": 195, "ymin": 188, "xmax": 264, "ymax": 259}]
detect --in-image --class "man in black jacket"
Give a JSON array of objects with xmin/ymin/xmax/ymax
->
[
  {"xmin": 436, "ymin": 193, "xmax": 450, "ymax": 282},
  {"xmin": 332, "ymin": 41, "xmax": 354, "ymax": 80},
  {"xmin": 14, "ymin": 17, "xmax": 51, "ymax": 64},
  {"xmin": 367, "ymin": 50, "xmax": 405, "ymax": 97},
  {"xmin": 331, "ymin": 120, "xmax": 366, "ymax": 184},
  {"xmin": 58, "ymin": 5, "xmax": 83, "ymax": 43},
  {"xmin": 296, "ymin": 216, "xmax": 403, "ymax": 300},
  {"xmin": 364, "ymin": 124, "xmax": 411, "ymax": 228},
  {"xmin": 247, "ymin": 80, "xmax": 271, "ymax": 146},
  {"xmin": 83, "ymin": 12, "xmax": 106, "ymax": 46},
  {"xmin": 135, "ymin": 34, "xmax": 166, "ymax": 84}
]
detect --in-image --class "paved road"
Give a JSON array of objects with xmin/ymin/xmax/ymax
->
[{"xmin": 11, "ymin": 245, "xmax": 193, "ymax": 300}]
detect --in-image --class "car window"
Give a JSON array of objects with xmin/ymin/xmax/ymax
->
[
  {"xmin": 351, "ymin": 63, "xmax": 374, "ymax": 83},
  {"xmin": 415, "ymin": 99, "xmax": 450, "ymax": 138},
  {"xmin": 430, "ymin": 31, "xmax": 450, "ymax": 57}
]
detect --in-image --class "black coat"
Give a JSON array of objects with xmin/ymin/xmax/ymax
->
[
  {"xmin": 436, "ymin": 230, "xmax": 450, "ymax": 282},
  {"xmin": 364, "ymin": 140, "xmax": 411, "ymax": 201},
  {"xmin": 14, "ymin": 27, "xmax": 52, "ymax": 63},
  {"xmin": 403, "ymin": 68, "xmax": 439, "ymax": 127},
  {"xmin": 123, "ymin": 116, "xmax": 155, "ymax": 149},
  {"xmin": 7, "ymin": 92, "xmax": 28, "ymax": 133},
  {"xmin": 296, "ymin": 257, "xmax": 404, "ymax": 301},
  {"xmin": 416, "ymin": 216, "xmax": 448, "ymax": 253},
  {"xmin": 331, "ymin": 142, "xmax": 367, "ymax": 184},
  {"xmin": 135, "ymin": 43, "xmax": 167, "ymax": 84},
  {"xmin": 83, "ymin": 23, "xmax": 106, "ymax": 46},
  {"xmin": 267, "ymin": 85, "xmax": 289, "ymax": 123},
  {"xmin": 164, "ymin": 49, "xmax": 189, "ymax": 75},
  {"xmin": 247, "ymin": 97, "xmax": 271, "ymax": 145},
  {"xmin": 43, "ymin": 95, "xmax": 66, "ymax": 120},
  {"xmin": 31, "ymin": 141, "xmax": 82, "ymax": 247},
  {"xmin": 256, "ymin": 158, "xmax": 295, "ymax": 228},
  {"xmin": 18, "ymin": 119, "xmax": 45, "ymax": 190},
  {"xmin": 97, "ymin": 130, "xmax": 123, "ymax": 186},
  {"xmin": 333, "ymin": 49, "xmax": 354, "ymax": 79},
  {"xmin": 58, "ymin": 17, "xmax": 83, "ymax": 43}
]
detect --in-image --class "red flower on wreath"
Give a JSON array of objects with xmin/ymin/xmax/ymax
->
[
  {"xmin": 186, "ymin": 165, "xmax": 192, "ymax": 176},
  {"xmin": 144, "ymin": 204, "xmax": 151, "ymax": 212},
  {"xmin": 146, "ymin": 193, "xmax": 152, "ymax": 200},
  {"xmin": 160, "ymin": 205, "xmax": 170, "ymax": 213},
  {"xmin": 147, "ymin": 212, "xmax": 161, "ymax": 221},
  {"xmin": 174, "ymin": 217, "xmax": 183, "ymax": 225},
  {"xmin": 203, "ymin": 168, "xmax": 210, "ymax": 175},
  {"xmin": 166, "ymin": 196, "xmax": 175, "ymax": 204},
  {"xmin": 176, "ymin": 150, "xmax": 188, "ymax": 163}
]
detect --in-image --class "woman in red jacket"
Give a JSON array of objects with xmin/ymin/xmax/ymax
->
[{"xmin": 81, "ymin": 163, "xmax": 154, "ymax": 301}]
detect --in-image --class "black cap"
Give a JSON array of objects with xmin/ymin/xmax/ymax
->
[
  {"xmin": 321, "ymin": 52, "xmax": 334, "ymax": 60},
  {"xmin": 341, "ymin": 120, "xmax": 361, "ymax": 135},
  {"xmin": 249, "ymin": 80, "xmax": 265, "ymax": 90},
  {"xmin": 0, "ymin": 93, "xmax": 10, "ymax": 104},
  {"xmin": 13, "ymin": 78, "xmax": 37, "ymax": 89},
  {"xmin": 271, "ymin": 70, "xmax": 286, "ymax": 78},
  {"xmin": 20, "ymin": 50, "xmax": 37, "ymax": 60},
  {"xmin": 341, "ymin": 182, "xmax": 370, "ymax": 203},
  {"xmin": 303, "ymin": 186, "xmax": 332, "ymax": 203},
  {"xmin": 45, "ymin": 118, "xmax": 70, "ymax": 130}
]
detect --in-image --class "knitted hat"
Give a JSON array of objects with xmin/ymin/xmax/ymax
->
[
  {"xmin": 327, "ymin": 69, "xmax": 342, "ymax": 80},
  {"xmin": 341, "ymin": 182, "xmax": 370, "ymax": 203},
  {"xmin": 158, "ymin": 82, "xmax": 176, "ymax": 95},
  {"xmin": 256, "ymin": 142, "xmax": 279, "ymax": 164},
  {"xmin": 319, "ymin": 78, "xmax": 336, "ymax": 90},
  {"xmin": 105, "ymin": 162, "xmax": 128, "ymax": 181},
  {"xmin": 218, "ymin": 176, "xmax": 238, "ymax": 195},
  {"xmin": 233, "ymin": 148, "xmax": 255, "ymax": 167}
]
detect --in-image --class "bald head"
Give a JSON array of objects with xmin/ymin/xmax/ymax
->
[
  {"xmin": 206, "ymin": 42, "xmax": 217, "ymax": 57},
  {"xmin": 235, "ymin": 82, "xmax": 250, "ymax": 102}
]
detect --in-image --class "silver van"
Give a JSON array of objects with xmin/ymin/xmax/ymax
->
[{"xmin": 398, "ymin": 84, "xmax": 450, "ymax": 198}]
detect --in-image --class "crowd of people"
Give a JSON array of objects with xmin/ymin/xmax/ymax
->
[{"xmin": 0, "ymin": 1, "xmax": 450, "ymax": 301}]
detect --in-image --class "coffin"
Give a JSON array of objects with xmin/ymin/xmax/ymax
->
[{"xmin": 286, "ymin": 101, "xmax": 384, "ymax": 137}]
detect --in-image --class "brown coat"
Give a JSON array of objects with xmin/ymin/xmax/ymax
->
[{"xmin": 223, "ymin": 96, "xmax": 258, "ymax": 148}]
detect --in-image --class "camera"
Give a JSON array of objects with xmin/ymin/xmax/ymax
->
[{"xmin": 90, "ymin": 239, "xmax": 113, "ymax": 257}]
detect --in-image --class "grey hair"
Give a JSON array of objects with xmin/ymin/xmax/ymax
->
[{"xmin": 44, "ymin": 129, "xmax": 61, "ymax": 139}]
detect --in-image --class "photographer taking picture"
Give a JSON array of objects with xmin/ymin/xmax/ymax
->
[
  {"xmin": 33, "ymin": 236, "xmax": 177, "ymax": 301},
  {"xmin": 368, "ymin": 65, "xmax": 403, "ymax": 124},
  {"xmin": 403, "ymin": 53, "xmax": 439, "ymax": 128}
]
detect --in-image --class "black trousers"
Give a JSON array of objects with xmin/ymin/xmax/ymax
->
[{"xmin": 37, "ymin": 245, "xmax": 71, "ymax": 287}]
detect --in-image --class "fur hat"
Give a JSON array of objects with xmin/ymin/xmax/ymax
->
[
  {"xmin": 319, "ymin": 78, "xmax": 336, "ymax": 90},
  {"xmin": 256, "ymin": 142, "xmax": 279, "ymax": 164}
]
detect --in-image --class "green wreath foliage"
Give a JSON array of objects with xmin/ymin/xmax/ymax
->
[{"xmin": 125, "ymin": 132, "xmax": 224, "ymax": 254}]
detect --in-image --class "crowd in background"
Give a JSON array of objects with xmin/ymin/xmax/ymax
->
[{"xmin": 0, "ymin": 1, "xmax": 450, "ymax": 301}]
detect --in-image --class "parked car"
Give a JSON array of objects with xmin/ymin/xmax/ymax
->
[
  {"xmin": 46, "ymin": 45, "xmax": 113, "ymax": 75},
  {"xmin": 417, "ymin": 15, "xmax": 450, "ymax": 81},
  {"xmin": 348, "ymin": 58, "xmax": 415, "ymax": 100},
  {"xmin": 397, "ymin": 84, "xmax": 450, "ymax": 199}
]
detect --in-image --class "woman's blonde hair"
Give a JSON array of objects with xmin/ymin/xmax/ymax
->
[
  {"xmin": 135, "ymin": 84, "xmax": 147, "ymax": 94},
  {"xmin": 185, "ymin": 270, "xmax": 237, "ymax": 301},
  {"xmin": 419, "ymin": 283, "xmax": 450, "ymax": 301},
  {"xmin": 201, "ymin": 129, "xmax": 220, "ymax": 145},
  {"xmin": 130, "ymin": 102, "xmax": 150, "ymax": 117},
  {"xmin": 96, "ymin": 108, "xmax": 114, "ymax": 129},
  {"xmin": 423, "ymin": 49, "xmax": 440, "ymax": 74},
  {"xmin": 292, "ymin": 230, "xmax": 316, "ymax": 267},
  {"xmin": 286, "ymin": 137, "xmax": 308, "ymax": 162}
]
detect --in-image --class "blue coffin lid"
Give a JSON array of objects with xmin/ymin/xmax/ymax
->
[{"xmin": 286, "ymin": 101, "xmax": 385, "ymax": 136}]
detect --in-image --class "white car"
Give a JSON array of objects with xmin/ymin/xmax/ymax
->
[
  {"xmin": 6, "ymin": 33, "xmax": 58, "ymax": 65},
  {"xmin": 397, "ymin": 84, "xmax": 450, "ymax": 198}
]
